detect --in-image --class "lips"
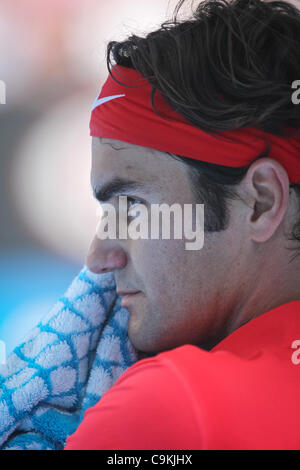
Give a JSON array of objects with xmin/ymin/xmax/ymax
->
[
  {"xmin": 117, "ymin": 290, "xmax": 141, "ymax": 308},
  {"xmin": 116, "ymin": 290, "xmax": 140, "ymax": 296}
]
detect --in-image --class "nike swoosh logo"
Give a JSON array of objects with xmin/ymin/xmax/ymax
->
[{"xmin": 91, "ymin": 94, "xmax": 126, "ymax": 111}]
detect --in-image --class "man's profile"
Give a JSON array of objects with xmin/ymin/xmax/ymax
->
[
  {"xmin": 2, "ymin": 0, "xmax": 300, "ymax": 451},
  {"xmin": 84, "ymin": 0, "xmax": 300, "ymax": 352}
]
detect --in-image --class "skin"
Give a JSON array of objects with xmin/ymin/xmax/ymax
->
[{"xmin": 86, "ymin": 136, "xmax": 300, "ymax": 354}]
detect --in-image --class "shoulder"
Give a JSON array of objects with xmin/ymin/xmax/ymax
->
[
  {"xmin": 65, "ymin": 340, "xmax": 300, "ymax": 450},
  {"xmin": 65, "ymin": 345, "xmax": 204, "ymax": 450}
]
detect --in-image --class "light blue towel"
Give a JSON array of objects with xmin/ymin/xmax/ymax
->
[{"xmin": 0, "ymin": 266, "xmax": 147, "ymax": 450}]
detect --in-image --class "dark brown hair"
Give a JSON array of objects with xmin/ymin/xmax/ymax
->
[{"xmin": 105, "ymin": 0, "xmax": 300, "ymax": 255}]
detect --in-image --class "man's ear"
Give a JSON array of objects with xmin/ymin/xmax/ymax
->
[{"xmin": 240, "ymin": 158, "xmax": 290, "ymax": 243}]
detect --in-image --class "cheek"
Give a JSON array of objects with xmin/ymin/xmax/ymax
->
[{"xmin": 131, "ymin": 239, "xmax": 196, "ymax": 306}]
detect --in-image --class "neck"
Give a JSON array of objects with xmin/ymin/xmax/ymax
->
[{"xmin": 227, "ymin": 252, "xmax": 300, "ymax": 340}]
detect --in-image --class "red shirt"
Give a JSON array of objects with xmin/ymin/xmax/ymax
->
[{"xmin": 64, "ymin": 301, "xmax": 300, "ymax": 450}]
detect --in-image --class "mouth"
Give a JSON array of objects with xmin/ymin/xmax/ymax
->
[
  {"xmin": 117, "ymin": 290, "xmax": 141, "ymax": 308},
  {"xmin": 117, "ymin": 290, "xmax": 140, "ymax": 296}
]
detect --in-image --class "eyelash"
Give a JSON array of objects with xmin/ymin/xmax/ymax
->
[
  {"xmin": 96, "ymin": 196, "xmax": 144, "ymax": 221},
  {"xmin": 127, "ymin": 197, "xmax": 142, "ymax": 211}
]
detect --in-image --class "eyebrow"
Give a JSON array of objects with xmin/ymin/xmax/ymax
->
[{"xmin": 93, "ymin": 177, "xmax": 148, "ymax": 203}]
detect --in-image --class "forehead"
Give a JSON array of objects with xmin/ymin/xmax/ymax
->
[{"xmin": 91, "ymin": 137, "xmax": 188, "ymax": 187}]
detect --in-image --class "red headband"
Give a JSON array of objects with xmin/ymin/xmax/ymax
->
[{"xmin": 90, "ymin": 64, "xmax": 300, "ymax": 183}]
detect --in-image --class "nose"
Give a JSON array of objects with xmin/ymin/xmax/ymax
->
[{"xmin": 85, "ymin": 236, "xmax": 127, "ymax": 274}]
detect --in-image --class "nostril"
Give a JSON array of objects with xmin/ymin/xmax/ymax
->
[
  {"xmin": 92, "ymin": 263, "xmax": 110, "ymax": 274},
  {"xmin": 86, "ymin": 257, "xmax": 115, "ymax": 274},
  {"xmin": 85, "ymin": 247, "xmax": 127, "ymax": 274}
]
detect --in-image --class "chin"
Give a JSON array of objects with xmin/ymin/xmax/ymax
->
[
  {"xmin": 128, "ymin": 328, "xmax": 161, "ymax": 354},
  {"xmin": 128, "ymin": 328, "xmax": 178, "ymax": 355}
]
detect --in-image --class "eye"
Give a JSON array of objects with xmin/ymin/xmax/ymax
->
[
  {"xmin": 127, "ymin": 197, "xmax": 143, "ymax": 217},
  {"xmin": 127, "ymin": 197, "xmax": 142, "ymax": 209}
]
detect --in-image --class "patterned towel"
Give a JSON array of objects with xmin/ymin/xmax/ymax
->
[{"xmin": 0, "ymin": 266, "xmax": 148, "ymax": 450}]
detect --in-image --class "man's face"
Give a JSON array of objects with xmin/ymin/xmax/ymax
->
[{"xmin": 87, "ymin": 137, "xmax": 246, "ymax": 354}]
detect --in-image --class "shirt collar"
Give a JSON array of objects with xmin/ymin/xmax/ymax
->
[{"xmin": 211, "ymin": 300, "xmax": 300, "ymax": 360}]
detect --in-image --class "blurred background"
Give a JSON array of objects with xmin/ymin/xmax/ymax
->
[
  {"xmin": 0, "ymin": 0, "xmax": 192, "ymax": 356},
  {"xmin": 2, "ymin": 0, "xmax": 296, "ymax": 357}
]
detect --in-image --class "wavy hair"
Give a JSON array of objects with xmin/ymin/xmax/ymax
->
[{"xmin": 104, "ymin": 0, "xmax": 300, "ymax": 256}]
